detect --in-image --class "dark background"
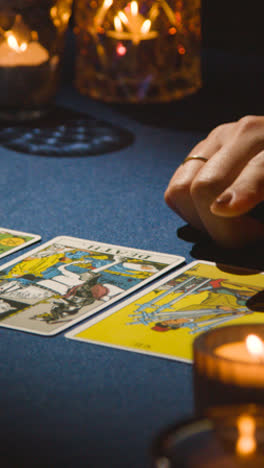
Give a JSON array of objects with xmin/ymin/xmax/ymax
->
[{"xmin": 201, "ymin": 0, "xmax": 262, "ymax": 53}]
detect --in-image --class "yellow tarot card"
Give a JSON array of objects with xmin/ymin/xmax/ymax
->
[{"xmin": 66, "ymin": 261, "xmax": 264, "ymax": 363}]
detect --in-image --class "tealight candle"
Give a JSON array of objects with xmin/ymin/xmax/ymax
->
[
  {"xmin": 0, "ymin": 2, "xmax": 72, "ymax": 121},
  {"xmin": 193, "ymin": 324, "xmax": 264, "ymax": 417},
  {"xmin": 0, "ymin": 40, "xmax": 49, "ymax": 67}
]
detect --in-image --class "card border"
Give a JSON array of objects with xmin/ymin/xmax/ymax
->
[{"xmin": 0, "ymin": 227, "xmax": 41, "ymax": 259}]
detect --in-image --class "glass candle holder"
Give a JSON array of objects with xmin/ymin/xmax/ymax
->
[
  {"xmin": 151, "ymin": 405, "xmax": 264, "ymax": 468},
  {"xmin": 0, "ymin": 0, "xmax": 73, "ymax": 121},
  {"xmin": 73, "ymin": 0, "xmax": 201, "ymax": 102},
  {"xmin": 193, "ymin": 324, "xmax": 264, "ymax": 417}
]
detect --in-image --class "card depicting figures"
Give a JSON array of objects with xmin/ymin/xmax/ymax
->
[{"xmin": 0, "ymin": 236, "xmax": 184, "ymax": 335}]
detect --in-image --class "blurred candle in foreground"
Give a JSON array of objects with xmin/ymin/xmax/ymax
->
[
  {"xmin": 151, "ymin": 405, "xmax": 264, "ymax": 468},
  {"xmin": 193, "ymin": 324, "xmax": 264, "ymax": 416}
]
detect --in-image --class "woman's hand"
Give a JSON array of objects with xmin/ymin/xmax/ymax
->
[{"xmin": 164, "ymin": 115, "xmax": 264, "ymax": 248}]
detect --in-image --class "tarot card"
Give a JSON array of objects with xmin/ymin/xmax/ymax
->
[
  {"xmin": 0, "ymin": 227, "xmax": 41, "ymax": 259},
  {"xmin": 66, "ymin": 261, "xmax": 264, "ymax": 363},
  {"xmin": 0, "ymin": 236, "xmax": 184, "ymax": 335}
]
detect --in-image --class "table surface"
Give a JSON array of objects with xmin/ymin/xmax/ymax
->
[{"xmin": 0, "ymin": 47, "xmax": 264, "ymax": 468}]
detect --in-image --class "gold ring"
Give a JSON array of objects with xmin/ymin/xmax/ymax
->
[{"xmin": 182, "ymin": 155, "xmax": 208, "ymax": 164}]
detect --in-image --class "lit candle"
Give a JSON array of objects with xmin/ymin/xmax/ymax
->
[
  {"xmin": 215, "ymin": 334, "xmax": 264, "ymax": 363},
  {"xmin": 193, "ymin": 324, "xmax": 264, "ymax": 417},
  {"xmin": 0, "ymin": 21, "xmax": 54, "ymax": 120},
  {"xmin": 0, "ymin": 14, "xmax": 49, "ymax": 66},
  {"xmin": 0, "ymin": 6, "xmax": 72, "ymax": 121},
  {"xmin": 0, "ymin": 39, "xmax": 49, "ymax": 66}
]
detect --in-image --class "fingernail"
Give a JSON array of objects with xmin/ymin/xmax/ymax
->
[{"xmin": 215, "ymin": 191, "xmax": 233, "ymax": 205}]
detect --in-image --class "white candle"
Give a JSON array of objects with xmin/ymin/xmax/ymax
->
[
  {"xmin": 0, "ymin": 40, "xmax": 49, "ymax": 67},
  {"xmin": 94, "ymin": 0, "xmax": 113, "ymax": 30}
]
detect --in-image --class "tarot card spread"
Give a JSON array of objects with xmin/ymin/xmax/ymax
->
[
  {"xmin": 0, "ymin": 236, "xmax": 184, "ymax": 335},
  {"xmin": 66, "ymin": 261, "xmax": 264, "ymax": 363}
]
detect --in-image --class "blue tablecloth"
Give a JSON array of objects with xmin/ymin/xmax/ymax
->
[{"xmin": 0, "ymin": 47, "xmax": 264, "ymax": 467}]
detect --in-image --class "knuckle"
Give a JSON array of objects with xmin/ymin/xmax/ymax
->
[
  {"xmin": 188, "ymin": 141, "xmax": 206, "ymax": 156},
  {"xmin": 235, "ymin": 116, "xmax": 264, "ymax": 151},
  {"xmin": 190, "ymin": 174, "xmax": 222, "ymax": 200},
  {"xmin": 208, "ymin": 122, "xmax": 231, "ymax": 139},
  {"xmin": 165, "ymin": 179, "xmax": 191, "ymax": 204},
  {"xmin": 164, "ymin": 188, "xmax": 174, "ymax": 207},
  {"xmin": 237, "ymin": 115, "xmax": 260, "ymax": 133}
]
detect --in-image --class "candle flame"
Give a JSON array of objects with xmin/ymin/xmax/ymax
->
[
  {"xmin": 7, "ymin": 33, "xmax": 28, "ymax": 53},
  {"xmin": 236, "ymin": 415, "xmax": 256, "ymax": 456},
  {"xmin": 114, "ymin": 16, "xmax": 123, "ymax": 32},
  {"xmin": 118, "ymin": 11, "xmax": 129, "ymax": 24},
  {"xmin": 19, "ymin": 42, "xmax": 27, "ymax": 52},
  {"xmin": 131, "ymin": 1, "xmax": 138, "ymax": 16},
  {"xmin": 141, "ymin": 19, "xmax": 151, "ymax": 34},
  {"xmin": 103, "ymin": 0, "xmax": 113, "ymax": 9},
  {"xmin": 246, "ymin": 334, "xmax": 264, "ymax": 358}
]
